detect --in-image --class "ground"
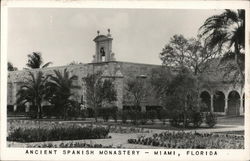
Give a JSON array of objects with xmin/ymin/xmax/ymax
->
[{"xmin": 7, "ymin": 116, "xmax": 244, "ymax": 148}]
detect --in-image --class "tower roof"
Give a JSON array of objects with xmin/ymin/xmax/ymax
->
[{"xmin": 93, "ymin": 35, "xmax": 113, "ymax": 42}]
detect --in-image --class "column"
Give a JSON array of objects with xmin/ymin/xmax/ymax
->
[
  {"xmin": 12, "ymin": 82, "xmax": 17, "ymax": 112},
  {"xmin": 25, "ymin": 103, "xmax": 30, "ymax": 112},
  {"xmin": 141, "ymin": 104, "xmax": 146, "ymax": 112},
  {"xmin": 210, "ymin": 94, "xmax": 214, "ymax": 112},
  {"xmin": 239, "ymin": 95, "xmax": 244, "ymax": 116},
  {"xmin": 224, "ymin": 98, "xmax": 228, "ymax": 115}
]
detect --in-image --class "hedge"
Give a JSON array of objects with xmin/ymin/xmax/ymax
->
[{"xmin": 7, "ymin": 125, "xmax": 109, "ymax": 142}]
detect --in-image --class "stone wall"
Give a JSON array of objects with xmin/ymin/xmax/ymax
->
[
  {"xmin": 7, "ymin": 60, "xmax": 244, "ymax": 115},
  {"xmin": 7, "ymin": 61, "xmax": 162, "ymax": 112}
]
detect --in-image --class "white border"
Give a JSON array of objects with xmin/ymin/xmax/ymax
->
[{"xmin": 1, "ymin": 1, "xmax": 250, "ymax": 161}]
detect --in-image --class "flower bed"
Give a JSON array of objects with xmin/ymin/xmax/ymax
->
[
  {"xmin": 127, "ymin": 131, "xmax": 244, "ymax": 149},
  {"xmin": 108, "ymin": 125, "xmax": 149, "ymax": 133},
  {"xmin": 26, "ymin": 142, "xmax": 118, "ymax": 148},
  {"xmin": 7, "ymin": 125, "xmax": 109, "ymax": 142}
]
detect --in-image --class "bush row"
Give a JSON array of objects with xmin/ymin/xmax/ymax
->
[
  {"xmin": 26, "ymin": 142, "xmax": 117, "ymax": 148},
  {"xmin": 169, "ymin": 111, "xmax": 217, "ymax": 128},
  {"xmin": 127, "ymin": 131, "xmax": 244, "ymax": 149},
  {"xmin": 7, "ymin": 125, "xmax": 109, "ymax": 142},
  {"xmin": 119, "ymin": 110, "xmax": 159, "ymax": 125}
]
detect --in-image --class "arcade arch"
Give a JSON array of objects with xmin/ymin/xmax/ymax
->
[
  {"xmin": 213, "ymin": 91, "xmax": 225, "ymax": 112},
  {"xmin": 227, "ymin": 91, "xmax": 240, "ymax": 115}
]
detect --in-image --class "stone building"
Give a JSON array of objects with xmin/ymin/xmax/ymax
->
[{"xmin": 7, "ymin": 30, "xmax": 244, "ymax": 116}]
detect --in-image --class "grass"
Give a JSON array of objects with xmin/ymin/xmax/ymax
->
[
  {"xmin": 214, "ymin": 130, "xmax": 244, "ymax": 135},
  {"xmin": 217, "ymin": 116, "xmax": 244, "ymax": 125}
]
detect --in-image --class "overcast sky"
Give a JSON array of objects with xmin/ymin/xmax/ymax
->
[{"xmin": 7, "ymin": 8, "xmax": 223, "ymax": 69}]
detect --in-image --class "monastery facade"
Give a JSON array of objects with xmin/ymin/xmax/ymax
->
[{"xmin": 7, "ymin": 30, "xmax": 245, "ymax": 116}]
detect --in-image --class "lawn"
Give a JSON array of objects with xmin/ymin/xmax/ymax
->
[
  {"xmin": 214, "ymin": 130, "xmax": 244, "ymax": 135},
  {"xmin": 216, "ymin": 116, "xmax": 244, "ymax": 126}
]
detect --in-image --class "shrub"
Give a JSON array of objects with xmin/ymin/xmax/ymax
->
[
  {"xmin": 120, "ymin": 110, "xmax": 129, "ymax": 124},
  {"xmin": 158, "ymin": 109, "xmax": 169, "ymax": 124},
  {"xmin": 87, "ymin": 108, "xmax": 95, "ymax": 118},
  {"xmin": 110, "ymin": 106, "xmax": 118, "ymax": 122},
  {"xmin": 205, "ymin": 112, "xmax": 217, "ymax": 127},
  {"xmin": 129, "ymin": 110, "xmax": 140, "ymax": 125},
  {"xmin": 191, "ymin": 112, "xmax": 203, "ymax": 128},
  {"xmin": 98, "ymin": 108, "xmax": 110, "ymax": 122},
  {"xmin": 98, "ymin": 106, "xmax": 118, "ymax": 122},
  {"xmin": 79, "ymin": 109, "xmax": 87, "ymax": 119},
  {"xmin": 146, "ymin": 110, "xmax": 157, "ymax": 123},
  {"xmin": 169, "ymin": 111, "xmax": 184, "ymax": 127},
  {"xmin": 7, "ymin": 125, "xmax": 110, "ymax": 142},
  {"xmin": 67, "ymin": 101, "xmax": 81, "ymax": 120},
  {"xmin": 169, "ymin": 110, "xmax": 204, "ymax": 128},
  {"xmin": 138, "ymin": 112, "xmax": 148, "ymax": 125}
]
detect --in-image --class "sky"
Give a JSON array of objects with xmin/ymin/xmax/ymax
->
[{"xmin": 7, "ymin": 8, "xmax": 223, "ymax": 69}]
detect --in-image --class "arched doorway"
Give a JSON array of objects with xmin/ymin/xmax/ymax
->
[
  {"xmin": 213, "ymin": 91, "xmax": 225, "ymax": 112},
  {"xmin": 200, "ymin": 91, "xmax": 211, "ymax": 112},
  {"xmin": 227, "ymin": 91, "xmax": 240, "ymax": 115}
]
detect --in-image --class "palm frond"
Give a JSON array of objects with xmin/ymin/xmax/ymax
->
[{"xmin": 42, "ymin": 62, "xmax": 53, "ymax": 68}]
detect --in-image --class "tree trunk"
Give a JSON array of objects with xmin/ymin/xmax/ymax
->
[
  {"xmin": 183, "ymin": 96, "xmax": 188, "ymax": 127},
  {"xmin": 234, "ymin": 41, "xmax": 244, "ymax": 89}
]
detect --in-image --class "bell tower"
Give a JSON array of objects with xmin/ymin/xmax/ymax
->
[{"xmin": 92, "ymin": 29, "xmax": 116, "ymax": 63}]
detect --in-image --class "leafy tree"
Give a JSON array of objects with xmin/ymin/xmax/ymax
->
[
  {"xmin": 83, "ymin": 72, "xmax": 117, "ymax": 121},
  {"xmin": 160, "ymin": 34, "xmax": 216, "ymax": 75},
  {"xmin": 199, "ymin": 9, "xmax": 245, "ymax": 85},
  {"xmin": 165, "ymin": 68, "xmax": 199, "ymax": 127},
  {"xmin": 16, "ymin": 71, "xmax": 48, "ymax": 118},
  {"xmin": 124, "ymin": 76, "xmax": 148, "ymax": 111},
  {"xmin": 45, "ymin": 69, "xmax": 80, "ymax": 119},
  {"xmin": 8, "ymin": 62, "xmax": 18, "ymax": 71},
  {"xmin": 151, "ymin": 66, "xmax": 200, "ymax": 127},
  {"xmin": 26, "ymin": 52, "xmax": 52, "ymax": 69},
  {"xmin": 150, "ymin": 67, "xmax": 173, "ymax": 103}
]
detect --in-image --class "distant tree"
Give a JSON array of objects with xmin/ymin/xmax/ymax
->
[
  {"xmin": 8, "ymin": 62, "xmax": 18, "ymax": 71},
  {"xmin": 26, "ymin": 52, "xmax": 52, "ymax": 69},
  {"xmin": 150, "ymin": 67, "xmax": 173, "ymax": 106},
  {"xmin": 45, "ymin": 69, "xmax": 80, "ymax": 119},
  {"xmin": 199, "ymin": 9, "xmax": 245, "ymax": 85},
  {"xmin": 160, "ymin": 34, "xmax": 216, "ymax": 75},
  {"xmin": 83, "ymin": 72, "xmax": 117, "ymax": 121},
  {"xmin": 16, "ymin": 71, "xmax": 48, "ymax": 118},
  {"xmin": 68, "ymin": 61, "xmax": 83, "ymax": 65},
  {"xmin": 124, "ymin": 76, "xmax": 149, "ymax": 111}
]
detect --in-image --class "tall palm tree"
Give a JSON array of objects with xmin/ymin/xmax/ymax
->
[
  {"xmin": 199, "ymin": 9, "xmax": 245, "ymax": 85},
  {"xmin": 16, "ymin": 71, "xmax": 48, "ymax": 118},
  {"xmin": 45, "ymin": 69, "xmax": 80, "ymax": 119},
  {"xmin": 8, "ymin": 62, "xmax": 18, "ymax": 71},
  {"xmin": 26, "ymin": 52, "xmax": 52, "ymax": 69}
]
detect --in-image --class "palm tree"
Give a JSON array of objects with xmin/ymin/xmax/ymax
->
[
  {"xmin": 8, "ymin": 62, "xmax": 18, "ymax": 71},
  {"xmin": 45, "ymin": 69, "xmax": 80, "ymax": 119},
  {"xmin": 26, "ymin": 52, "xmax": 52, "ymax": 69},
  {"xmin": 199, "ymin": 9, "xmax": 245, "ymax": 85},
  {"xmin": 16, "ymin": 71, "xmax": 48, "ymax": 118}
]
